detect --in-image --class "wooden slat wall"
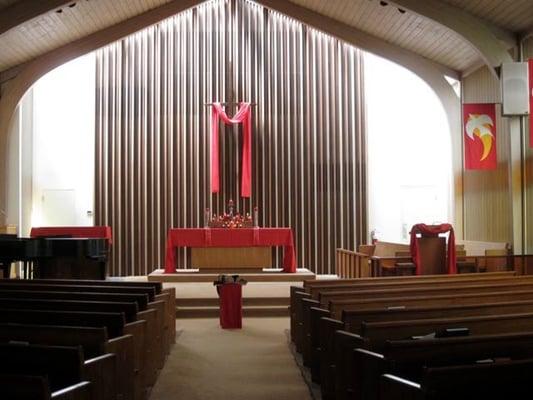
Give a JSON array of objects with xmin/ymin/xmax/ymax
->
[
  {"xmin": 461, "ymin": 66, "xmax": 512, "ymax": 243},
  {"xmin": 524, "ymin": 37, "xmax": 533, "ymax": 253},
  {"xmin": 95, "ymin": 0, "xmax": 366, "ymax": 276}
]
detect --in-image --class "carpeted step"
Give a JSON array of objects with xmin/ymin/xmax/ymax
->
[
  {"xmin": 176, "ymin": 296, "xmax": 289, "ymax": 307},
  {"xmin": 176, "ymin": 305, "xmax": 289, "ymax": 318}
]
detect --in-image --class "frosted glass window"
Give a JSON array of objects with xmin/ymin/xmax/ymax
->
[{"xmin": 365, "ymin": 53, "xmax": 453, "ymax": 243}]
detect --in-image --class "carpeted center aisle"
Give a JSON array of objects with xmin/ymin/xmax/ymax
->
[{"xmin": 150, "ymin": 318, "xmax": 313, "ymax": 400}]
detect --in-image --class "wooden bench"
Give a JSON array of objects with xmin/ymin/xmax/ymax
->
[
  {"xmin": 0, "ymin": 374, "xmax": 91, "ymax": 400},
  {"xmin": 0, "ymin": 308, "xmax": 141, "ymax": 400},
  {"xmin": 380, "ymin": 358, "xmax": 533, "ymax": 399},
  {"xmin": 0, "ymin": 283, "xmax": 165, "ymax": 380},
  {"xmin": 351, "ymin": 331, "xmax": 533, "ymax": 400},
  {"xmin": 323, "ymin": 312, "xmax": 533, "ymax": 400},
  {"xmin": 0, "ymin": 278, "xmax": 176, "ymax": 350},
  {"xmin": 0, "ymin": 343, "xmax": 108, "ymax": 400},
  {"xmin": 299, "ymin": 278, "xmax": 533, "ymax": 365},
  {"xmin": 291, "ymin": 271, "xmax": 515, "ymax": 346}
]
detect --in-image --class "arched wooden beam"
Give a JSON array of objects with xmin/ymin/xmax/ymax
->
[
  {"xmin": 387, "ymin": 0, "xmax": 516, "ymax": 76},
  {"xmin": 0, "ymin": 0, "xmax": 204, "ymax": 217}
]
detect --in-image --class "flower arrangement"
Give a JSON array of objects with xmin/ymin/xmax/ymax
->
[{"xmin": 213, "ymin": 274, "xmax": 248, "ymax": 286}]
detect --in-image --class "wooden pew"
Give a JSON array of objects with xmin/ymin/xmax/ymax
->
[
  {"xmin": 300, "ymin": 279, "xmax": 533, "ymax": 366},
  {"xmin": 380, "ymin": 359, "xmax": 533, "ymax": 399},
  {"xmin": 310, "ymin": 298, "xmax": 533, "ymax": 386},
  {"xmin": 323, "ymin": 312, "xmax": 533, "ymax": 400},
  {"xmin": 0, "ymin": 278, "xmax": 175, "ymax": 353},
  {"xmin": 0, "ymin": 374, "xmax": 91, "ymax": 400},
  {"xmin": 350, "ymin": 332, "xmax": 533, "ymax": 400},
  {"xmin": 0, "ymin": 309, "xmax": 142, "ymax": 400},
  {"xmin": 317, "ymin": 292, "xmax": 533, "ymax": 400},
  {"xmin": 0, "ymin": 343, "xmax": 107, "ymax": 400},
  {"xmin": 291, "ymin": 272, "xmax": 516, "ymax": 347},
  {"xmin": 0, "ymin": 285, "xmax": 161, "ymax": 386},
  {"xmin": 0, "ymin": 323, "xmax": 120, "ymax": 400}
]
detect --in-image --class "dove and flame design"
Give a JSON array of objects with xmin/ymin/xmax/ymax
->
[{"xmin": 463, "ymin": 103, "xmax": 497, "ymax": 170}]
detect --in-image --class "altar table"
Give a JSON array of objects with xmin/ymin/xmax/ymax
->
[{"xmin": 164, "ymin": 228, "xmax": 297, "ymax": 273}]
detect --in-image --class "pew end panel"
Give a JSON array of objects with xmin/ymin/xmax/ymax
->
[
  {"xmin": 309, "ymin": 306, "xmax": 331, "ymax": 383},
  {"xmin": 106, "ymin": 334, "xmax": 135, "ymax": 400},
  {"xmin": 301, "ymin": 298, "xmax": 320, "ymax": 367},
  {"xmin": 380, "ymin": 374, "xmax": 422, "ymax": 400},
  {"xmin": 333, "ymin": 331, "xmax": 369, "ymax": 400},
  {"xmin": 82, "ymin": 353, "xmax": 117, "ymax": 400},
  {"xmin": 318, "ymin": 317, "xmax": 345, "ymax": 400}
]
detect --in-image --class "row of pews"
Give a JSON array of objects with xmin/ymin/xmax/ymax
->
[
  {"xmin": 290, "ymin": 271, "xmax": 533, "ymax": 399},
  {"xmin": 0, "ymin": 278, "xmax": 176, "ymax": 400}
]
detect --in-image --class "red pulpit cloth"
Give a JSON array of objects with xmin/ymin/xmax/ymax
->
[
  {"xmin": 30, "ymin": 226, "xmax": 113, "ymax": 245},
  {"xmin": 409, "ymin": 224, "xmax": 456, "ymax": 275},
  {"xmin": 211, "ymin": 102, "xmax": 252, "ymax": 197},
  {"xmin": 218, "ymin": 283, "xmax": 243, "ymax": 329},
  {"xmin": 164, "ymin": 228, "xmax": 297, "ymax": 273}
]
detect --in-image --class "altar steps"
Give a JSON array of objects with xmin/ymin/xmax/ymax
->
[
  {"xmin": 176, "ymin": 297, "xmax": 289, "ymax": 318},
  {"xmin": 177, "ymin": 305, "xmax": 289, "ymax": 318}
]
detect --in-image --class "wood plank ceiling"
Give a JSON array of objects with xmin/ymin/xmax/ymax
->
[{"xmin": 0, "ymin": 0, "xmax": 532, "ymax": 79}]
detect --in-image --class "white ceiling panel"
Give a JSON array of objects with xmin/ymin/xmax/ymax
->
[
  {"xmin": 0, "ymin": 0, "xmax": 172, "ymax": 72},
  {"xmin": 289, "ymin": 0, "xmax": 481, "ymax": 72}
]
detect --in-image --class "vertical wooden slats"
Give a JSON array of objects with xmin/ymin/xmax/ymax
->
[{"xmin": 95, "ymin": 0, "xmax": 366, "ymax": 276}]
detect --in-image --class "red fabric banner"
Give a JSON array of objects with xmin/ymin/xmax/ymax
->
[
  {"xmin": 409, "ymin": 223, "xmax": 456, "ymax": 275},
  {"xmin": 30, "ymin": 226, "xmax": 113, "ymax": 245},
  {"xmin": 463, "ymin": 103, "xmax": 497, "ymax": 170},
  {"xmin": 218, "ymin": 283, "xmax": 243, "ymax": 329},
  {"xmin": 164, "ymin": 228, "xmax": 297, "ymax": 273},
  {"xmin": 529, "ymin": 59, "xmax": 533, "ymax": 148},
  {"xmin": 211, "ymin": 102, "xmax": 252, "ymax": 197}
]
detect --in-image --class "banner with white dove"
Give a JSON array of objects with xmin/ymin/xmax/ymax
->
[{"xmin": 463, "ymin": 103, "xmax": 497, "ymax": 170}]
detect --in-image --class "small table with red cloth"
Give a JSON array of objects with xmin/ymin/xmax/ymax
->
[
  {"xmin": 164, "ymin": 228, "xmax": 297, "ymax": 273},
  {"xmin": 217, "ymin": 283, "xmax": 243, "ymax": 329}
]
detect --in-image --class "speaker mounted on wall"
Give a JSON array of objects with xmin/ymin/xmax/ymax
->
[{"xmin": 500, "ymin": 62, "xmax": 529, "ymax": 116}]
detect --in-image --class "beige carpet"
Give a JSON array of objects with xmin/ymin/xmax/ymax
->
[{"xmin": 150, "ymin": 318, "xmax": 313, "ymax": 400}]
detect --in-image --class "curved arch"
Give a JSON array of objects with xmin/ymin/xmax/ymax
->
[{"xmin": 0, "ymin": 0, "xmax": 204, "ymax": 215}]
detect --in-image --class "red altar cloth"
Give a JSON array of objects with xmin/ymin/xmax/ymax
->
[
  {"xmin": 164, "ymin": 228, "xmax": 297, "ymax": 273},
  {"xmin": 30, "ymin": 226, "xmax": 113, "ymax": 245},
  {"xmin": 409, "ymin": 223, "xmax": 456, "ymax": 275},
  {"xmin": 218, "ymin": 283, "xmax": 243, "ymax": 329}
]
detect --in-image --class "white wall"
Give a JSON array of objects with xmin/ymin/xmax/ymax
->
[
  {"xmin": 365, "ymin": 52, "xmax": 453, "ymax": 243},
  {"xmin": 31, "ymin": 53, "xmax": 95, "ymax": 227}
]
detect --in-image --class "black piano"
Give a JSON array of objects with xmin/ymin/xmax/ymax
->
[{"xmin": 0, "ymin": 235, "xmax": 109, "ymax": 280}]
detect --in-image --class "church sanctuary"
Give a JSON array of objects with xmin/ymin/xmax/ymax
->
[{"xmin": 1, "ymin": 0, "xmax": 533, "ymax": 399}]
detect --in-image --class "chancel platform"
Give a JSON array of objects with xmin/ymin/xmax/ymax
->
[{"xmin": 148, "ymin": 267, "xmax": 315, "ymax": 283}]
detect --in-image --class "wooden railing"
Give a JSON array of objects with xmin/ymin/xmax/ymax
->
[
  {"xmin": 336, "ymin": 249, "xmax": 533, "ymax": 278},
  {"xmin": 335, "ymin": 249, "xmax": 372, "ymax": 278}
]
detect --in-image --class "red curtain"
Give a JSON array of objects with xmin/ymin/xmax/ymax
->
[
  {"xmin": 211, "ymin": 102, "xmax": 252, "ymax": 197},
  {"xmin": 463, "ymin": 103, "xmax": 497, "ymax": 170},
  {"xmin": 409, "ymin": 223, "xmax": 456, "ymax": 275}
]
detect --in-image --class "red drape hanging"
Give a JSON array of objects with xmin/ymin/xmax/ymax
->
[
  {"xmin": 409, "ymin": 223, "xmax": 456, "ymax": 275},
  {"xmin": 211, "ymin": 102, "xmax": 252, "ymax": 198}
]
